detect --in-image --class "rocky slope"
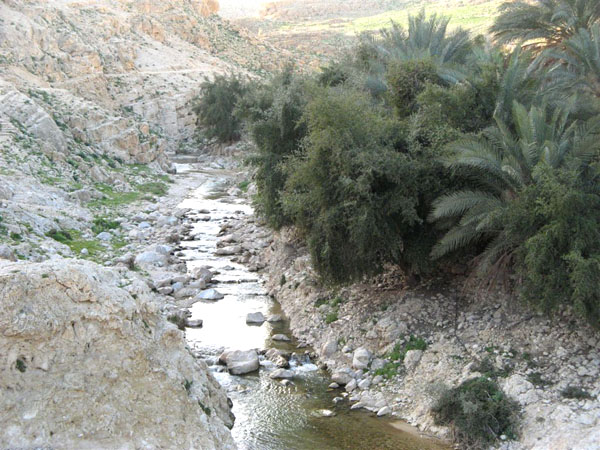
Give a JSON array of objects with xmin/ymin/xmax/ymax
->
[
  {"xmin": 0, "ymin": 1, "xmax": 286, "ymax": 447},
  {"xmin": 0, "ymin": 258, "xmax": 235, "ymax": 449}
]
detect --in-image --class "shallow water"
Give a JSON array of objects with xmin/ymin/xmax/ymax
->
[{"xmin": 176, "ymin": 164, "xmax": 448, "ymax": 450}]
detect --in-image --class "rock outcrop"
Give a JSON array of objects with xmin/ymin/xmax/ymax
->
[{"xmin": 0, "ymin": 259, "xmax": 235, "ymax": 449}]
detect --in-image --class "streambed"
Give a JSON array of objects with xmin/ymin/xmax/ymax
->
[{"xmin": 176, "ymin": 163, "xmax": 447, "ymax": 450}]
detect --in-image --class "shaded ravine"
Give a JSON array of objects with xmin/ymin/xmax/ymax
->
[{"xmin": 175, "ymin": 163, "xmax": 447, "ymax": 450}]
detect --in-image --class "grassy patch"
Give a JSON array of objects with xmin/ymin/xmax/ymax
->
[
  {"xmin": 374, "ymin": 362, "xmax": 401, "ymax": 379},
  {"xmin": 432, "ymin": 377, "xmax": 520, "ymax": 447},
  {"xmin": 46, "ymin": 228, "xmax": 105, "ymax": 258},
  {"xmin": 91, "ymin": 216, "xmax": 120, "ymax": 234},
  {"xmin": 325, "ymin": 311, "xmax": 338, "ymax": 324},
  {"xmin": 238, "ymin": 180, "xmax": 250, "ymax": 192},
  {"xmin": 90, "ymin": 184, "xmax": 141, "ymax": 208},
  {"xmin": 389, "ymin": 336, "xmax": 428, "ymax": 361},
  {"xmin": 138, "ymin": 181, "xmax": 168, "ymax": 197}
]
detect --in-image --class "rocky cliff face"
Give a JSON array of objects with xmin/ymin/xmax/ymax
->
[{"xmin": 0, "ymin": 259, "xmax": 236, "ymax": 449}]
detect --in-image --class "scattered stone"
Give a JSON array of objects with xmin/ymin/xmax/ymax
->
[
  {"xmin": 321, "ymin": 340, "xmax": 338, "ymax": 358},
  {"xmin": 246, "ymin": 312, "xmax": 266, "ymax": 325},
  {"xmin": 96, "ymin": 232, "xmax": 112, "ymax": 241},
  {"xmin": 266, "ymin": 314, "xmax": 283, "ymax": 323},
  {"xmin": 345, "ymin": 379, "xmax": 357, "ymax": 392},
  {"xmin": 196, "ymin": 289, "xmax": 225, "ymax": 301},
  {"xmin": 271, "ymin": 334, "xmax": 291, "ymax": 342},
  {"xmin": 331, "ymin": 370, "xmax": 354, "ymax": 386},
  {"xmin": 328, "ymin": 382, "xmax": 340, "ymax": 389},
  {"xmin": 318, "ymin": 409, "xmax": 336, "ymax": 417},
  {"xmin": 269, "ymin": 369, "xmax": 294, "ymax": 379},
  {"xmin": 403, "ymin": 350, "xmax": 423, "ymax": 371},
  {"xmin": 215, "ymin": 245, "xmax": 242, "ymax": 256},
  {"xmin": 185, "ymin": 319, "xmax": 203, "ymax": 328},
  {"xmin": 80, "ymin": 248, "xmax": 89, "ymax": 256}
]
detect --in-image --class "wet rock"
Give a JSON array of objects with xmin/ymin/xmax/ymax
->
[
  {"xmin": 219, "ymin": 350, "xmax": 259, "ymax": 375},
  {"xmin": 246, "ymin": 312, "xmax": 266, "ymax": 325},
  {"xmin": 345, "ymin": 379, "xmax": 357, "ymax": 392},
  {"xmin": 329, "ymin": 382, "xmax": 340, "ymax": 389},
  {"xmin": 331, "ymin": 369, "xmax": 354, "ymax": 386},
  {"xmin": 318, "ymin": 409, "xmax": 335, "ymax": 417},
  {"xmin": 266, "ymin": 314, "xmax": 283, "ymax": 323},
  {"xmin": 192, "ymin": 266, "xmax": 213, "ymax": 283},
  {"xmin": 269, "ymin": 369, "xmax": 294, "ymax": 379},
  {"xmin": 215, "ymin": 245, "xmax": 241, "ymax": 256},
  {"xmin": 352, "ymin": 347, "xmax": 372, "ymax": 370},
  {"xmin": 377, "ymin": 406, "xmax": 391, "ymax": 417},
  {"xmin": 196, "ymin": 288, "xmax": 224, "ymax": 301},
  {"xmin": 185, "ymin": 319, "xmax": 203, "ymax": 328},
  {"xmin": 271, "ymin": 334, "xmax": 291, "ymax": 342}
]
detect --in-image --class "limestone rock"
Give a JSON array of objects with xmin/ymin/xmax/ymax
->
[
  {"xmin": 219, "ymin": 350, "xmax": 259, "ymax": 375},
  {"xmin": 246, "ymin": 312, "xmax": 266, "ymax": 325},
  {"xmin": 196, "ymin": 288, "xmax": 225, "ymax": 300},
  {"xmin": 269, "ymin": 369, "xmax": 295, "ymax": 379},
  {"xmin": 352, "ymin": 347, "xmax": 372, "ymax": 370},
  {"xmin": 0, "ymin": 260, "xmax": 235, "ymax": 449},
  {"xmin": 403, "ymin": 350, "xmax": 423, "ymax": 371}
]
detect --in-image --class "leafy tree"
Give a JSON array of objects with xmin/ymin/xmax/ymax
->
[
  {"xmin": 193, "ymin": 74, "xmax": 247, "ymax": 142},
  {"xmin": 492, "ymin": 0, "xmax": 600, "ymax": 51},
  {"xmin": 242, "ymin": 69, "xmax": 308, "ymax": 228}
]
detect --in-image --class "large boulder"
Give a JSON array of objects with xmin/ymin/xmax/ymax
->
[
  {"xmin": 0, "ymin": 260, "xmax": 235, "ymax": 449},
  {"xmin": 219, "ymin": 350, "xmax": 259, "ymax": 375}
]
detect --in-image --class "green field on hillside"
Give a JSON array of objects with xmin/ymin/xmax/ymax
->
[{"xmin": 279, "ymin": 0, "xmax": 502, "ymax": 36}]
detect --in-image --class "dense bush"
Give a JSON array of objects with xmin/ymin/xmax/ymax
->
[
  {"xmin": 432, "ymin": 377, "xmax": 520, "ymax": 448},
  {"xmin": 193, "ymin": 74, "xmax": 247, "ymax": 142},
  {"xmin": 193, "ymin": 6, "xmax": 600, "ymax": 327},
  {"xmin": 240, "ymin": 69, "xmax": 309, "ymax": 229}
]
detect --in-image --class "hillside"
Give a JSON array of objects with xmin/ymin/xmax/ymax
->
[{"xmin": 220, "ymin": 0, "xmax": 502, "ymax": 66}]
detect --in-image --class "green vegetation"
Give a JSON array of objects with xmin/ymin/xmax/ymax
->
[
  {"xmin": 91, "ymin": 217, "xmax": 120, "ymax": 235},
  {"xmin": 46, "ymin": 228, "xmax": 105, "ymax": 259},
  {"xmin": 192, "ymin": 2, "xmax": 600, "ymax": 328},
  {"xmin": 193, "ymin": 74, "xmax": 247, "ymax": 142},
  {"xmin": 324, "ymin": 311, "xmax": 338, "ymax": 324},
  {"xmin": 432, "ymin": 377, "xmax": 520, "ymax": 447},
  {"xmin": 15, "ymin": 358, "xmax": 27, "ymax": 373},
  {"xmin": 388, "ymin": 336, "xmax": 428, "ymax": 361},
  {"xmin": 168, "ymin": 314, "xmax": 187, "ymax": 331},
  {"xmin": 561, "ymin": 385, "xmax": 593, "ymax": 399}
]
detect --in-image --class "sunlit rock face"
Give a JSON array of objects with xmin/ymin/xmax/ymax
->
[{"xmin": 0, "ymin": 259, "xmax": 235, "ymax": 449}]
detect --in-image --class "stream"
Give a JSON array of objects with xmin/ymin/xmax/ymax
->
[{"xmin": 175, "ymin": 163, "xmax": 447, "ymax": 450}]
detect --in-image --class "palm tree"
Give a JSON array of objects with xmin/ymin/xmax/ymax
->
[
  {"xmin": 545, "ymin": 24, "xmax": 600, "ymax": 98},
  {"xmin": 491, "ymin": 0, "xmax": 600, "ymax": 51},
  {"xmin": 357, "ymin": 10, "xmax": 472, "ymax": 72},
  {"xmin": 430, "ymin": 101, "xmax": 600, "ymax": 272}
]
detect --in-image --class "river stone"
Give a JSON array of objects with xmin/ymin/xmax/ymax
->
[
  {"xmin": 345, "ymin": 379, "xmax": 357, "ymax": 392},
  {"xmin": 138, "ymin": 221, "xmax": 152, "ymax": 229},
  {"xmin": 331, "ymin": 370, "xmax": 354, "ymax": 386},
  {"xmin": 266, "ymin": 314, "xmax": 283, "ymax": 323},
  {"xmin": 154, "ymin": 277, "xmax": 173, "ymax": 289},
  {"xmin": 358, "ymin": 379, "xmax": 371, "ymax": 390},
  {"xmin": 215, "ymin": 245, "xmax": 242, "ymax": 256},
  {"xmin": 404, "ymin": 350, "xmax": 423, "ymax": 371},
  {"xmin": 269, "ymin": 369, "xmax": 294, "ymax": 379},
  {"xmin": 185, "ymin": 319, "xmax": 203, "ymax": 328},
  {"xmin": 219, "ymin": 350, "xmax": 259, "ymax": 375},
  {"xmin": 329, "ymin": 382, "xmax": 340, "ymax": 389},
  {"xmin": 196, "ymin": 288, "xmax": 224, "ymax": 301},
  {"xmin": 271, "ymin": 334, "xmax": 291, "ymax": 342},
  {"xmin": 192, "ymin": 266, "xmax": 213, "ymax": 283},
  {"xmin": 318, "ymin": 409, "xmax": 335, "ymax": 417},
  {"xmin": 352, "ymin": 347, "xmax": 372, "ymax": 370},
  {"xmin": 246, "ymin": 312, "xmax": 266, "ymax": 325},
  {"xmin": 377, "ymin": 406, "xmax": 391, "ymax": 417}
]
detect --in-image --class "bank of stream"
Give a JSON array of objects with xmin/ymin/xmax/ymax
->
[{"xmin": 174, "ymin": 163, "xmax": 448, "ymax": 450}]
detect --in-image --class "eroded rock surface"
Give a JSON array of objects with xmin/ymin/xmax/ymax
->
[{"xmin": 0, "ymin": 259, "xmax": 235, "ymax": 449}]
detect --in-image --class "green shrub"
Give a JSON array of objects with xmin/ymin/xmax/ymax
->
[
  {"xmin": 193, "ymin": 74, "xmax": 247, "ymax": 142},
  {"xmin": 325, "ymin": 311, "xmax": 338, "ymax": 324},
  {"xmin": 243, "ymin": 68, "xmax": 308, "ymax": 228},
  {"xmin": 386, "ymin": 59, "xmax": 440, "ymax": 117},
  {"xmin": 91, "ymin": 217, "xmax": 120, "ymax": 235},
  {"xmin": 432, "ymin": 377, "xmax": 520, "ymax": 448},
  {"xmin": 561, "ymin": 385, "xmax": 592, "ymax": 400},
  {"xmin": 168, "ymin": 314, "xmax": 187, "ymax": 331}
]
